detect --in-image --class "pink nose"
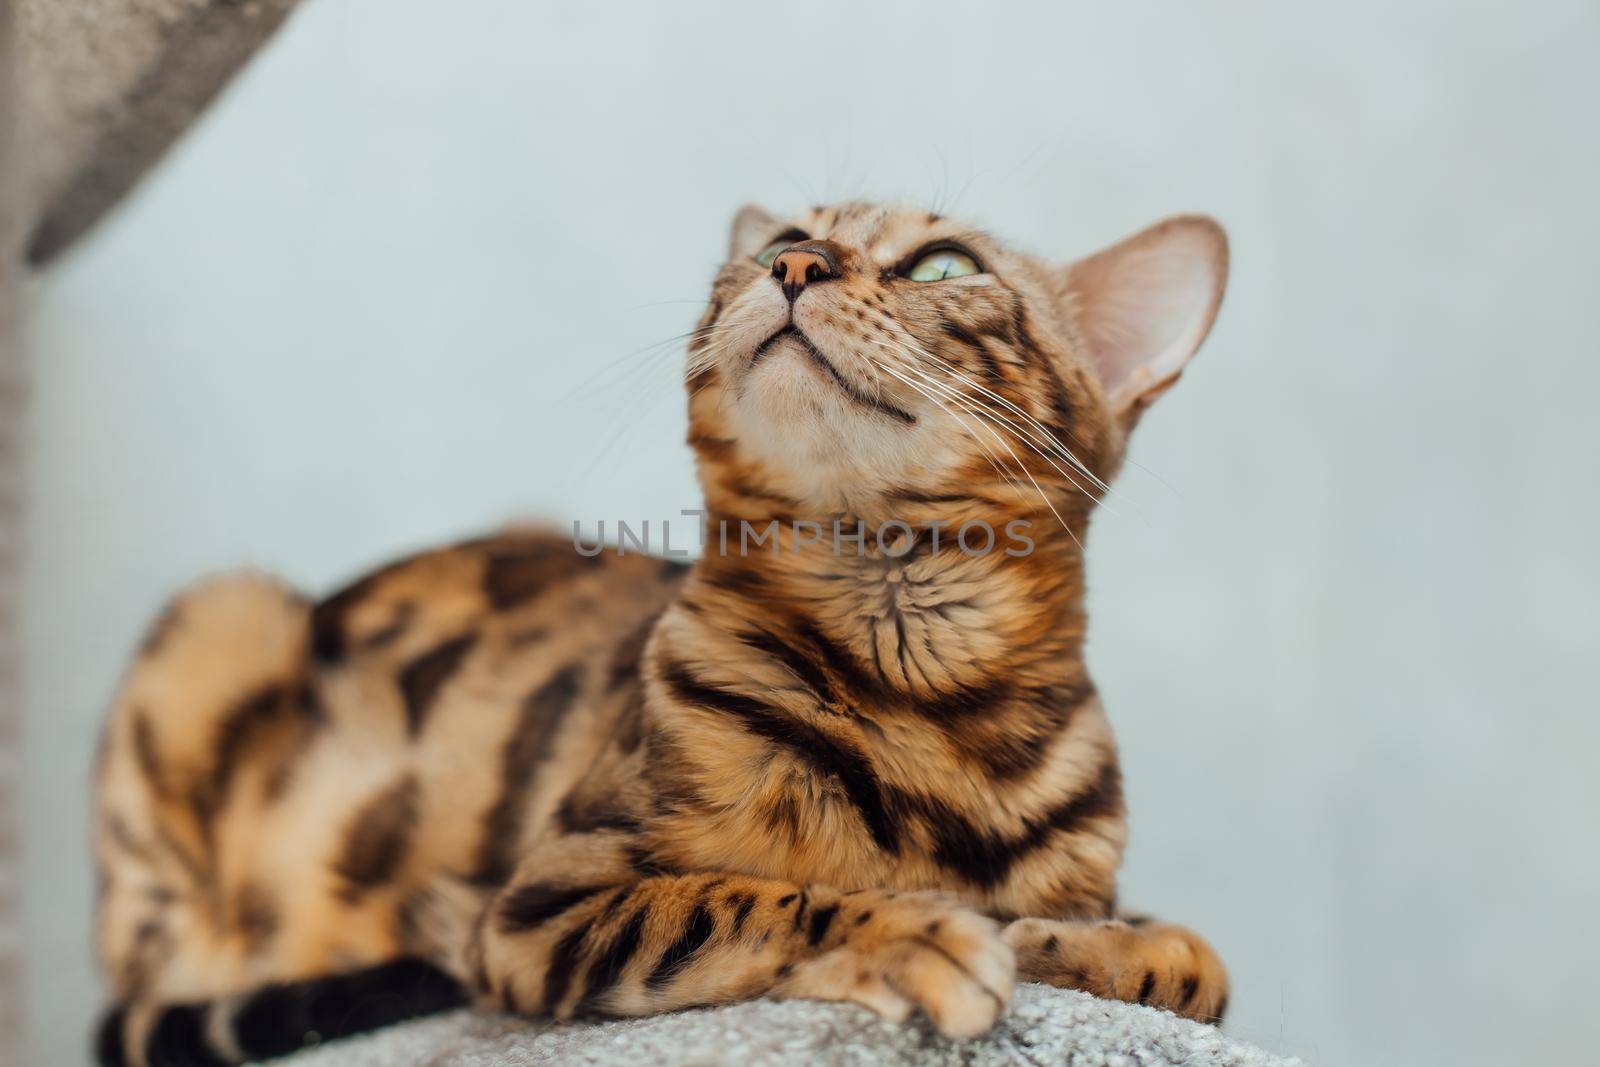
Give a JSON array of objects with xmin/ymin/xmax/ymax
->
[{"xmin": 771, "ymin": 243, "xmax": 840, "ymax": 302}]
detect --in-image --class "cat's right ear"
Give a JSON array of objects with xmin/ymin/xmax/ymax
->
[{"xmin": 729, "ymin": 204, "xmax": 780, "ymax": 261}]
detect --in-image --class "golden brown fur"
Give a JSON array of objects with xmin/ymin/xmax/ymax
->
[{"xmin": 94, "ymin": 201, "xmax": 1231, "ymax": 1065}]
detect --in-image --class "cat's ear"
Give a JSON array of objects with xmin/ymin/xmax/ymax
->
[
  {"xmin": 1060, "ymin": 215, "xmax": 1229, "ymax": 418},
  {"xmin": 729, "ymin": 203, "xmax": 780, "ymax": 261}
]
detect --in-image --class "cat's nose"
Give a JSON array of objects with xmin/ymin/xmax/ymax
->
[{"xmin": 771, "ymin": 242, "xmax": 842, "ymax": 303}]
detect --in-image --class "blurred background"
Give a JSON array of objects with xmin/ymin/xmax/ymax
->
[{"xmin": 14, "ymin": 1, "xmax": 1600, "ymax": 1064}]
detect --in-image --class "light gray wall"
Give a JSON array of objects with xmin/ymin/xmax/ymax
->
[{"xmin": 22, "ymin": 1, "xmax": 1600, "ymax": 1064}]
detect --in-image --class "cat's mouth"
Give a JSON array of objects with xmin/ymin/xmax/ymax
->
[{"xmin": 751, "ymin": 326, "xmax": 916, "ymax": 425}]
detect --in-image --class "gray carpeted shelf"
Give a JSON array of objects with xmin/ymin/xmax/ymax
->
[{"xmin": 280, "ymin": 986, "xmax": 1299, "ymax": 1067}]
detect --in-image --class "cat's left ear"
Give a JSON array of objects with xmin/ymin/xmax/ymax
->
[
  {"xmin": 1060, "ymin": 215, "xmax": 1229, "ymax": 419},
  {"xmin": 728, "ymin": 204, "xmax": 780, "ymax": 261}
]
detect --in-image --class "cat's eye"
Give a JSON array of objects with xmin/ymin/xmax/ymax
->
[
  {"xmin": 755, "ymin": 231, "xmax": 807, "ymax": 267},
  {"xmin": 906, "ymin": 248, "xmax": 982, "ymax": 282}
]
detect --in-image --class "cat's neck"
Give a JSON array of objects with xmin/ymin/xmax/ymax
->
[{"xmin": 688, "ymin": 498, "xmax": 1091, "ymax": 702}]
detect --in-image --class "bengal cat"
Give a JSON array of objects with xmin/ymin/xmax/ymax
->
[{"xmin": 93, "ymin": 201, "xmax": 1232, "ymax": 1066}]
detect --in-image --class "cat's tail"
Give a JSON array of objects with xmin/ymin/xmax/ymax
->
[{"xmin": 94, "ymin": 958, "xmax": 469, "ymax": 1067}]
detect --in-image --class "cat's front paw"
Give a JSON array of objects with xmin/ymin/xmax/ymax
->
[
  {"xmin": 776, "ymin": 891, "xmax": 1014, "ymax": 1038},
  {"xmin": 1005, "ymin": 915, "xmax": 1230, "ymax": 1023}
]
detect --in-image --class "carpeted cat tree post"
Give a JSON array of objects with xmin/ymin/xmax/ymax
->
[
  {"xmin": 4, "ymin": 5, "xmax": 1296, "ymax": 1063},
  {"xmin": 2, "ymin": 3, "xmax": 25, "ymax": 1062}
]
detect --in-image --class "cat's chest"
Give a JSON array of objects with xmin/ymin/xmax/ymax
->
[
  {"xmin": 640, "ymin": 685, "xmax": 961, "ymax": 892},
  {"xmin": 648, "ymin": 773, "xmax": 940, "ymax": 893}
]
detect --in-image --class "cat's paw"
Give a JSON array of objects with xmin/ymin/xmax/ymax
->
[
  {"xmin": 1004, "ymin": 915, "xmax": 1229, "ymax": 1023},
  {"xmin": 776, "ymin": 892, "xmax": 1014, "ymax": 1038}
]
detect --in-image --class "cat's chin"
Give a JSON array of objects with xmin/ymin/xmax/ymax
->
[
  {"xmin": 725, "ymin": 371, "xmax": 958, "ymax": 506},
  {"xmin": 742, "ymin": 332, "xmax": 916, "ymax": 429},
  {"xmin": 737, "ymin": 353, "xmax": 889, "ymax": 449}
]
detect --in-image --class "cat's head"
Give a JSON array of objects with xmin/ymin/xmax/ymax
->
[{"xmin": 686, "ymin": 201, "xmax": 1227, "ymax": 525}]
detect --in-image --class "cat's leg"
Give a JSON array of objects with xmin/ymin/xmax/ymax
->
[
  {"xmin": 96, "ymin": 572, "xmax": 333, "ymax": 1064},
  {"xmin": 472, "ymin": 836, "xmax": 1015, "ymax": 1037},
  {"xmin": 97, "ymin": 572, "xmax": 317, "ymax": 1001},
  {"xmin": 1002, "ymin": 914, "xmax": 1229, "ymax": 1023}
]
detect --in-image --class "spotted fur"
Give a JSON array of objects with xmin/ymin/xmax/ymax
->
[{"xmin": 94, "ymin": 201, "xmax": 1231, "ymax": 1065}]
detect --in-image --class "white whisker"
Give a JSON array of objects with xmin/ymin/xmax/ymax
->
[
  {"xmin": 889, "ymin": 327, "xmax": 1112, "ymax": 495},
  {"xmin": 868, "ymin": 336, "xmax": 1106, "ymax": 517},
  {"xmin": 867, "ymin": 353, "xmax": 1081, "ymax": 546}
]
